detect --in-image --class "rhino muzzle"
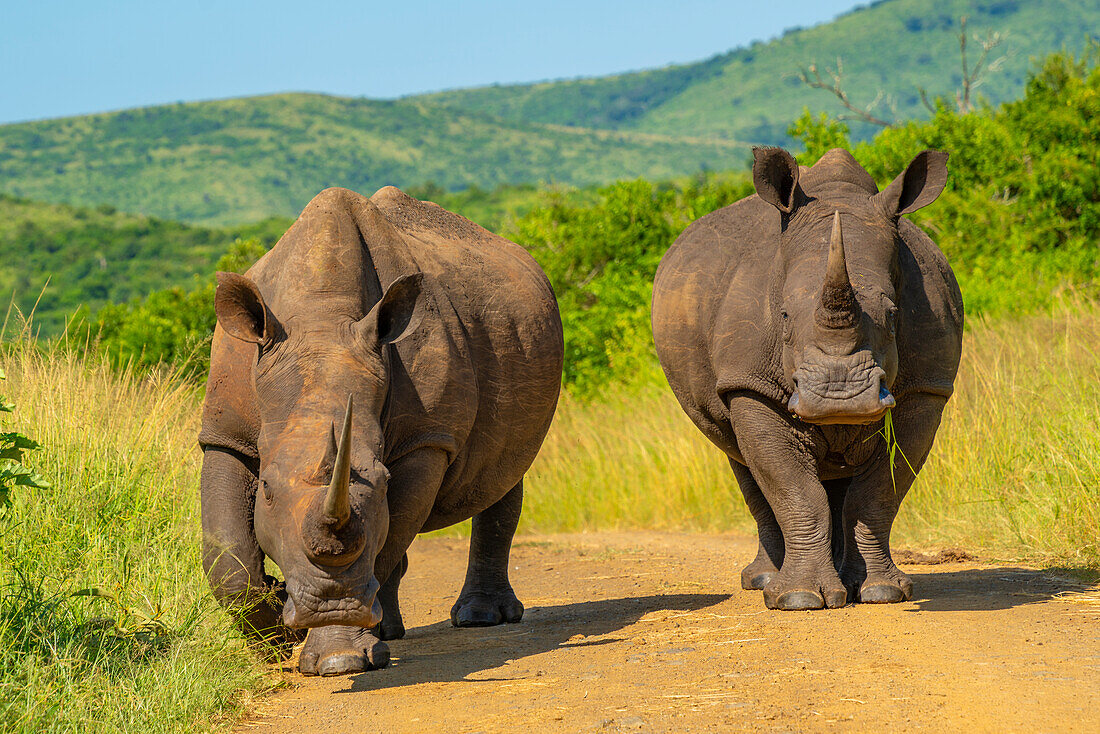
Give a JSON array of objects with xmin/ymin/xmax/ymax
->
[
  {"xmin": 789, "ymin": 352, "xmax": 895, "ymax": 425},
  {"xmin": 282, "ymin": 574, "xmax": 382, "ymax": 629}
]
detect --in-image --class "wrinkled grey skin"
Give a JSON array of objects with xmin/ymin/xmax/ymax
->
[
  {"xmin": 200, "ymin": 187, "xmax": 563, "ymax": 674},
  {"xmin": 652, "ymin": 147, "xmax": 963, "ymax": 610}
]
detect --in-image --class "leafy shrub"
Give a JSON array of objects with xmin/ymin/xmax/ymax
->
[
  {"xmin": 506, "ymin": 175, "xmax": 753, "ymax": 393},
  {"xmin": 71, "ymin": 238, "xmax": 267, "ymax": 378},
  {"xmin": 0, "ymin": 368, "xmax": 48, "ymax": 512}
]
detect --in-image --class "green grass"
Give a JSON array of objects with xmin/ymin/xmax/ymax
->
[{"xmin": 0, "ymin": 338, "xmax": 272, "ymax": 733}]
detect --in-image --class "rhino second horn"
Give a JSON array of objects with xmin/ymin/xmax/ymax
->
[
  {"xmin": 816, "ymin": 211, "xmax": 860, "ymax": 329},
  {"xmin": 324, "ymin": 394, "xmax": 353, "ymax": 528}
]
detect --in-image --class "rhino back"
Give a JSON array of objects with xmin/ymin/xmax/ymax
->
[
  {"xmin": 201, "ymin": 186, "xmax": 562, "ymax": 519},
  {"xmin": 652, "ymin": 195, "xmax": 782, "ymax": 458},
  {"xmin": 369, "ymin": 186, "xmax": 563, "ymax": 514}
]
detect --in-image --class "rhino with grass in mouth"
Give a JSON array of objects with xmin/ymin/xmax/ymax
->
[
  {"xmin": 652, "ymin": 147, "xmax": 963, "ymax": 610},
  {"xmin": 199, "ymin": 186, "xmax": 563, "ymax": 674}
]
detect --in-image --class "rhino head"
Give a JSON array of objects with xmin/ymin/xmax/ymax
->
[
  {"xmin": 752, "ymin": 146, "xmax": 948, "ymax": 425},
  {"xmin": 213, "ymin": 270, "xmax": 423, "ymax": 629}
]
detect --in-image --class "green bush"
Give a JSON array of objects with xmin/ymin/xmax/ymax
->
[
  {"xmin": 506, "ymin": 176, "xmax": 753, "ymax": 393},
  {"xmin": 0, "ymin": 368, "xmax": 48, "ymax": 512},
  {"xmin": 72, "ymin": 238, "xmax": 267, "ymax": 378}
]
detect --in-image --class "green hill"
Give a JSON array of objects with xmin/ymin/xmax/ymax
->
[
  {"xmin": 0, "ymin": 182, "xmax": 581, "ymax": 334},
  {"xmin": 0, "ymin": 194, "xmax": 291, "ymax": 334},
  {"xmin": 0, "ymin": 95, "xmax": 741, "ymax": 226},
  {"xmin": 0, "ymin": 0, "xmax": 1094, "ymax": 227},
  {"xmin": 422, "ymin": 0, "xmax": 1100, "ymax": 142}
]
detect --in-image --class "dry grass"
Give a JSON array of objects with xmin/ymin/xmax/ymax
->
[{"xmin": 0, "ymin": 340, "xmax": 267, "ymax": 734}]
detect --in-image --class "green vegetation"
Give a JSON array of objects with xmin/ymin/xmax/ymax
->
[
  {"xmin": 0, "ymin": 367, "xmax": 47, "ymax": 512},
  {"xmin": 0, "ymin": 341, "xmax": 270, "ymax": 732},
  {"xmin": 0, "ymin": 194, "xmax": 290, "ymax": 335},
  {"xmin": 73, "ymin": 238, "xmax": 268, "ymax": 379},
  {"xmin": 0, "ymin": 94, "xmax": 741, "ymax": 226},
  {"xmin": 506, "ymin": 174, "xmax": 752, "ymax": 391},
  {"xmin": 2, "ymin": 1, "xmax": 1097, "ymax": 225}
]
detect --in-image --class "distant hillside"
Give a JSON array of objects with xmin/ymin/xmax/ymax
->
[
  {"xmin": 421, "ymin": 0, "xmax": 1099, "ymax": 141},
  {"xmin": 0, "ymin": 95, "xmax": 740, "ymax": 226},
  {"xmin": 0, "ymin": 0, "xmax": 1094, "ymax": 226},
  {"xmin": 0, "ymin": 182, "xmax": 580, "ymax": 334},
  {"xmin": 0, "ymin": 194, "xmax": 290, "ymax": 334}
]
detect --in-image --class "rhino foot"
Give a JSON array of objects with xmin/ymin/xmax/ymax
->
[
  {"xmin": 840, "ymin": 556, "xmax": 914, "ymax": 604},
  {"xmin": 372, "ymin": 612, "xmax": 406, "ymax": 641},
  {"xmin": 740, "ymin": 559, "xmax": 779, "ymax": 590},
  {"xmin": 299, "ymin": 626, "xmax": 390, "ymax": 676},
  {"xmin": 849, "ymin": 568, "xmax": 913, "ymax": 604},
  {"xmin": 450, "ymin": 586, "xmax": 524, "ymax": 628},
  {"xmin": 762, "ymin": 567, "xmax": 847, "ymax": 611}
]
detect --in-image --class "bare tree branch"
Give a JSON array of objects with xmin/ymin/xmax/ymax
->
[
  {"xmin": 797, "ymin": 58, "xmax": 896, "ymax": 127},
  {"xmin": 957, "ymin": 15, "xmax": 1007, "ymax": 113},
  {"xmin": 798, "ymin": 15, "xmax": 1008, "ymax": 123}
]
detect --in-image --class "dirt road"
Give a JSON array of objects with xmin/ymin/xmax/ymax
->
[{"xmin": 238, "ymin": 532, "xmax": 1099, "ymax": 733}]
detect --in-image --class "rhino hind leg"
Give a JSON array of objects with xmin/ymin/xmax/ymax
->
[
  {"xmin": 839, "ymin": 394, "xmax": 947, "ymax": 603},
  {"xmin": 299, "ymin": 626, "xmax": 390, "ymax": 676},
  {"xmin": 451, "ymin": 480, "xmax": 525, "ymax": 628},
  {"xmin": 372, "ymin": 553, "xmax": 408, "ymax": 641},
  {"xmin": 729, "ymin": 460, "xmax": 783, "ymax": 590}
]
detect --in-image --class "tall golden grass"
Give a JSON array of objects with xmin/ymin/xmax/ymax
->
[{"xmin": 0, "ymin": 341, "xmax": 266, "ymax": 734}]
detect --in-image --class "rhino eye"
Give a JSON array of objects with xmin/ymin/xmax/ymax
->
[{"xmin": 259, "ymin": 478, "xmax": 273, "ymax": 504}]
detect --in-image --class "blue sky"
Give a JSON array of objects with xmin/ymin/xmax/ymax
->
[{"xmin": 3, "ymin": 0, "xmax": 863, "ymax": 124}]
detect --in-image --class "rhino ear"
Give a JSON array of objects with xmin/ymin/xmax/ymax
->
[
  {"xmin": 875, "ymin": 150, "xmax": 949, "ymax": 215},
  {"xmin": 753, "ymin": 147, "xmax": 802, "ymax": 214},
  {"xmin": 215, "ymin": 272, "xmax": 275, "ymax": 344},
  {"xmin": 357, "ymin": 273, "xmax": 424, "ymax": 348}
]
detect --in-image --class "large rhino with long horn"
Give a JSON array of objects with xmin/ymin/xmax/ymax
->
[
  {"xmin": 652, "ymin": 147, "xmax": 963, "ymax": 610},
  {"xmin": 200, "ymin": 186, "xmax": 563, "ymax": 674}
]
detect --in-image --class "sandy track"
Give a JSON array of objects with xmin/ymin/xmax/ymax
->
[{"xmin": 238, "ymin": 532, "xmax": 1099, "ymax": 733}]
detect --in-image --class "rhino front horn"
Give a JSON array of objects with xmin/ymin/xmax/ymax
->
[
  {"xmin": 816, "ymin": 211, "xmax": 860, "ymax": 329},
  {"xmin": 324, "ymin": 394, "xmax": 353, "ymax": 528}
]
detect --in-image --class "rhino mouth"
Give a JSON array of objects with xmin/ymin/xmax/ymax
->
[
  {"xmin": 789, "ymin": 354, "xmax": 894, "ymax": 425},
  {"xmin": 282, "ymin": 575, "xmax": 382, "ymax": 629}
]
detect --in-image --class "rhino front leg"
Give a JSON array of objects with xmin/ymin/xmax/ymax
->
[
  {"xmin": 729, "ymin": 458, "xmax": 784, "ymax": 590},
  {"xmin": 451, "ymin": 479, "xmax": 525, "ymax": 627},
  {"xmin": 200, "ymin": 447, "xmax": 302, "ymax": 656},
  {"xmin": 729, "ymin": 394, "xmax": 846, "ymax": 611},
  {"xmin": 841, "ymin": 394, "xmax": 947, "ymax": 603},
  {"xmin": 299, "ymin": 447, "xmax": 449, "ymax": 676}
]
